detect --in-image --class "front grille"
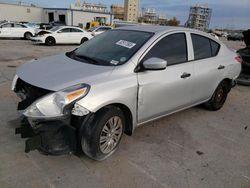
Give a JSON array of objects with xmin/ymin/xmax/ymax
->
[{"xmin": 15, "ymin": 79, "xmax": 52, "ymax": 110}]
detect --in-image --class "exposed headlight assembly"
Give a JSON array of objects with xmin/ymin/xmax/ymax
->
[{"xmin": 23, "ymin": 84, "xmax": 90, "ymax": 119}]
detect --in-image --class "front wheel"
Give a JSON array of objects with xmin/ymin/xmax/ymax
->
[
  {"xmin": 45, "ymin": 37, "xmax": 56, "ymax": 46},
  {"xmin": 204, "ymin": 81, "xmax": 230, "ymax": 111},
  {"xmin": 81, "ymin": 106, "xmax": 125, "ymax": 161}
]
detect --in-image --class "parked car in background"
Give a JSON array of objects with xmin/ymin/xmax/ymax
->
[
  {"xmin": 88, "ymin": 26, "xmax": 112, "ymax": 36},
  {"xmin": 25, "ymin": 22, "xmax": 40, "ymax": 29},
  {"xmin": 227, "ymin": 33, "xmax": 243, "ymax": 41},
  {"xmin": 13, "ymin": 26, "xmax": 241, "ymax": 161},
  {"xmin": 237, "ymin": 29, "xmax": 250, "ymax": 85},
  {"xmin": 34, "ymin": 22, "xmax": 66, "ymax": 34},
  {"xmin": 31, "ymin": 26, "xmax": 92, "ymax": 46},
  {"xmin": 0, "ymin": 22, "xmax": 35, "ymax": 39},
  {"xmin": 209, "ymin": 33, "xmax": 219, "ymax": 40}
]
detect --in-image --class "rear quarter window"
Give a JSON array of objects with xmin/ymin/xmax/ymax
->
[
  {"xmin": 191, "ymin": 33, "xmax": 220, "ymax": 60},
  {"xmin": 210, "ymin": 40, "xmax": 220, "ymax": 56}
]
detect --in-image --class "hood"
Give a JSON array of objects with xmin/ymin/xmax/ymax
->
[
  {"xmin": 16, "ymin": 54, "xmax": 114, "ymax": 91},
  {"xmin": 243, "ymin": 30, "xmax": 250, "ymax": 47}
]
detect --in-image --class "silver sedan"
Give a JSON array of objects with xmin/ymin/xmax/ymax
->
[{"xmin": 12, "ymin": 26, "xmax": 241, "ymax": 160}]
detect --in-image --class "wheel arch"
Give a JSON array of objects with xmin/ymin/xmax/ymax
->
[
  {"xmin": 94, "ymin": 103, "xmax": 134, "ymax": 136},
  {"xmin": 221, "ymin": 78, "xmax": 234, "ymax": 92},
  {"xmin": 24, "ymin": 31, "xmax": 33, "ymax": 38},
  {"xmin": 46, "ymin": 35, "xmax": 56, "ymax": 42}
]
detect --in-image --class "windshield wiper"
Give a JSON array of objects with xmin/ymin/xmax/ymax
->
[{"xmin": 74, "ymin": 54, "xmax": 99, "ymax": 64}]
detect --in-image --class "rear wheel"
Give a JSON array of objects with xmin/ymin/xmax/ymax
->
[
  {"xmin": 45, "ymin": 37, "xmax": 56, "ymax": 46},
  {"xmin": 80, "ymin": 37, "xmax": 88, "ymax": 44},
  {"xmin": 80, "ymin": 106, "xmax": 124, "ymax": 161},
  {"xmin": 204, "ymin": 81, "xmax": 230, "ymax": 111},
  {"xmin": 24, "ymin": 32, "xmax": 32, "ymax": 40}
]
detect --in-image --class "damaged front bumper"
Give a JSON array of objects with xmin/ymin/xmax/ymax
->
[
  {"xmin": 16, "ymin": 117, "xmax": 78, "ymax": 155},
  {"xmin": 13, "ymin": 78, "xmax": 90, "ymax": 155}
]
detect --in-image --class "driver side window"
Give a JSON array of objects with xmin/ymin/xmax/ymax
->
[
  {"xmin": 142, "ymin": 33, "xmax": 187, "ymax": 66},
  {"xmin": 59, "ymin": 28, "xmax": 71, "ymax": 33}
]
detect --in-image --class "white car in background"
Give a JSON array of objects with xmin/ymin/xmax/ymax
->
[
  {"xmin": 0, "ymin": 22, "xmax": 35, "ymax": 39},
  {"xmin": 31, "ymin": 26, "xmax": 93, "ymax": 46},
  {"xmin": 210, "ymin": 33, "xmax": 220, "ymax": 40},
  {"xmin": 88, "ymin": 26, "xmax": 112, "ymax": 37}
]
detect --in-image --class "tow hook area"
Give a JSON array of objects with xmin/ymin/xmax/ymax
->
[{"xmin": 15, "ymin": 118, "xmax": 78, "ymax": 155}]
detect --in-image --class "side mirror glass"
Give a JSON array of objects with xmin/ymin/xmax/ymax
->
[{"xmin": 142, "ymin": 57, "xmax": 167, "ymax": 71}]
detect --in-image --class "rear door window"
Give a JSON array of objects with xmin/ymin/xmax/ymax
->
[
  {"xmin": 70, "ymin": 28, "xmax": 83, "ymax": 32},
  {"xmin": 191, "ymin": 34, "xmax": 220, "ymax": 60},
  {"xmin": 191, "ymin": 34, "xmax": 211, "ymax": 60},
  {"xmin": 1, "ymin": 23, "xmax": 12, "ymax": 28},
  {"xmin": 210, "ymin": 40, "xmax": 220, "ymax": 56},
  {"xmin": 143, "ymin": 33, "xmax": 188, "ymax": 66},
  {"xmin": 59, "ymin": 28, "xmax": 71, "ymax": 33}
]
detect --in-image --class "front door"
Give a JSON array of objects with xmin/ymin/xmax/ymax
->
[
  {"xmin": 56, "ymin": 28, "xmax": 71, "ymax": 43},
  {"xmin": 137, "ymin": 32, "xmax": 194, "ymax": 123}
]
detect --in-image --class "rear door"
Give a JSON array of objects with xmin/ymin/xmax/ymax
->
[
  {"xmin": 0, "ymin": 23, "xmax": 12, "ymax": 37},
  {"xmin": 190, "ymin": 33, "xmax": 222, "ymax": 103},
  {"xmin": 137, "ymin": 32, "xmax": 194, "ymax": 123},
  {"xmin": 70, "ymin": 28, "xmax": 84, "ymax": 43},
  {"xmin": 11, "ymin": 23, "xmax": 27, "ymax": 37}
]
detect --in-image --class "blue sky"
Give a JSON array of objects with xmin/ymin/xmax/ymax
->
[{"xmin": 2, "ymin": 0, "xmax": 250, "ymax": 29}]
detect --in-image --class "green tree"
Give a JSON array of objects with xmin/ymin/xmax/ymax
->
[{"xmin": 167, "ymin": 17, "xmax": 180, "ymax": 26}]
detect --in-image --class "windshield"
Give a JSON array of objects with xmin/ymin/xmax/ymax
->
[
  {"xmin": 50, "ymin": 26, "xmax": 60, "ymax": 32},
  {"xmin": 70, "ymin": 30, "xmax": 153, "ymax": 66}
]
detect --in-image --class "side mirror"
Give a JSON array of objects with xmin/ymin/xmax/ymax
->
[
  {"xmin": 142, "ymin": 57, "xmax": 167, "ymax": 71},
  {"xmin": 57, "ymin": 30, "xmax": 62, "ymax": 33}
]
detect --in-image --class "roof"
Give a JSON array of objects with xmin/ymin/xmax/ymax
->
[
  {"xmin": 114, "ymin": 25, "xmax": 222, "ymax": 44},
  {"xmin": 115, "ymin": 25, "xmax": 190, "ymax": 34}
]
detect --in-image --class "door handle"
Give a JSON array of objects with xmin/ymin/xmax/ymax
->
[
  {"xmin": 181, "ymin": 72, "xmax": 191, "ymax": 79},
  {"xmin": 218, "ymin": 65, "xmax": 225, "ymax": 70}
]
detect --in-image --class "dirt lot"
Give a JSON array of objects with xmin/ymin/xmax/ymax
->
[{"xmin": 0, "ymin": 39, "xmax": 250, "ymax": 188}]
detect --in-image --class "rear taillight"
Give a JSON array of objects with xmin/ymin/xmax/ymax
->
[{"xmin": 235, "ymin": 55, "xmax": 243, "ymax": 64}]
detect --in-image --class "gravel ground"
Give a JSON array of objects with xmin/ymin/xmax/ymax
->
[{"xmin": 0, "ymin": 39, "xmax": 249, "ymax": 188}]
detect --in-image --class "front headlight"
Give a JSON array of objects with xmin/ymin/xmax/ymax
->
[{"xmin": 23, "ymin": 84, "xmax": 90, "ymax": 119}]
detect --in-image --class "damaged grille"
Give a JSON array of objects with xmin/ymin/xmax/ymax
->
[{"xmin": 15, "ymin": 79, "xmax": 52, "ymax": 110}]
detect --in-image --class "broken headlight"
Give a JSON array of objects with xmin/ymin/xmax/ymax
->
[{"xmin": 23, "ymin": 84, "xmax": 90, "ymax": 119}]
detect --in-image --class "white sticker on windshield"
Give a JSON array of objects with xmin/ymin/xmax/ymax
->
[{"xmin": 116, "ymin": 40, "xmax": 136, "ymax": 49}]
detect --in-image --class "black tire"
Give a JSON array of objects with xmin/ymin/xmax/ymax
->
[
  {"xmin": 80, "ymin": 37, "xmax": 88, "ymax": 44},
  {"xmin": 45, "ymin": 37, "xmax": 56, "ymax": 46},
  {"xmin": 204, "ymin": 81, "xmax": 230, "ymax": 111},
  {"xmin": 80, "ymin": 106, "xmax": 125, "ymax": 161},
  {"xmin": 24, "ymin": 32, "xmax": 32, "ymax": 40}
]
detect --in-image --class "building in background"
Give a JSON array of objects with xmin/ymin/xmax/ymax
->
[
  {"xmin": 70, "ymin": 1, "xmax": 108, "ymax": 13},
  {"xmin": 111, "ymin": 4, "xmax": 124, "ymax": 20},
  {"xmin": 124, "ymin": 0, "xmax": 139, "ymax": 22},
  {"xmin": 186, "ymin": 4, "xmax": 212, "ymax": 31},
  {"xmin": 138, "ymin": 8, "xmax": 168, "ymax": 25},
  {"xmin": 0, "ymin": 2, "xmax": 44, "ymax": 23},
  {"xmin": 139, "ymin": 8, "xmax": 157, "ymax": 24},
  {"xmin": 0, "ymin": 2, "xmax": 113, "ymax": 28}
]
